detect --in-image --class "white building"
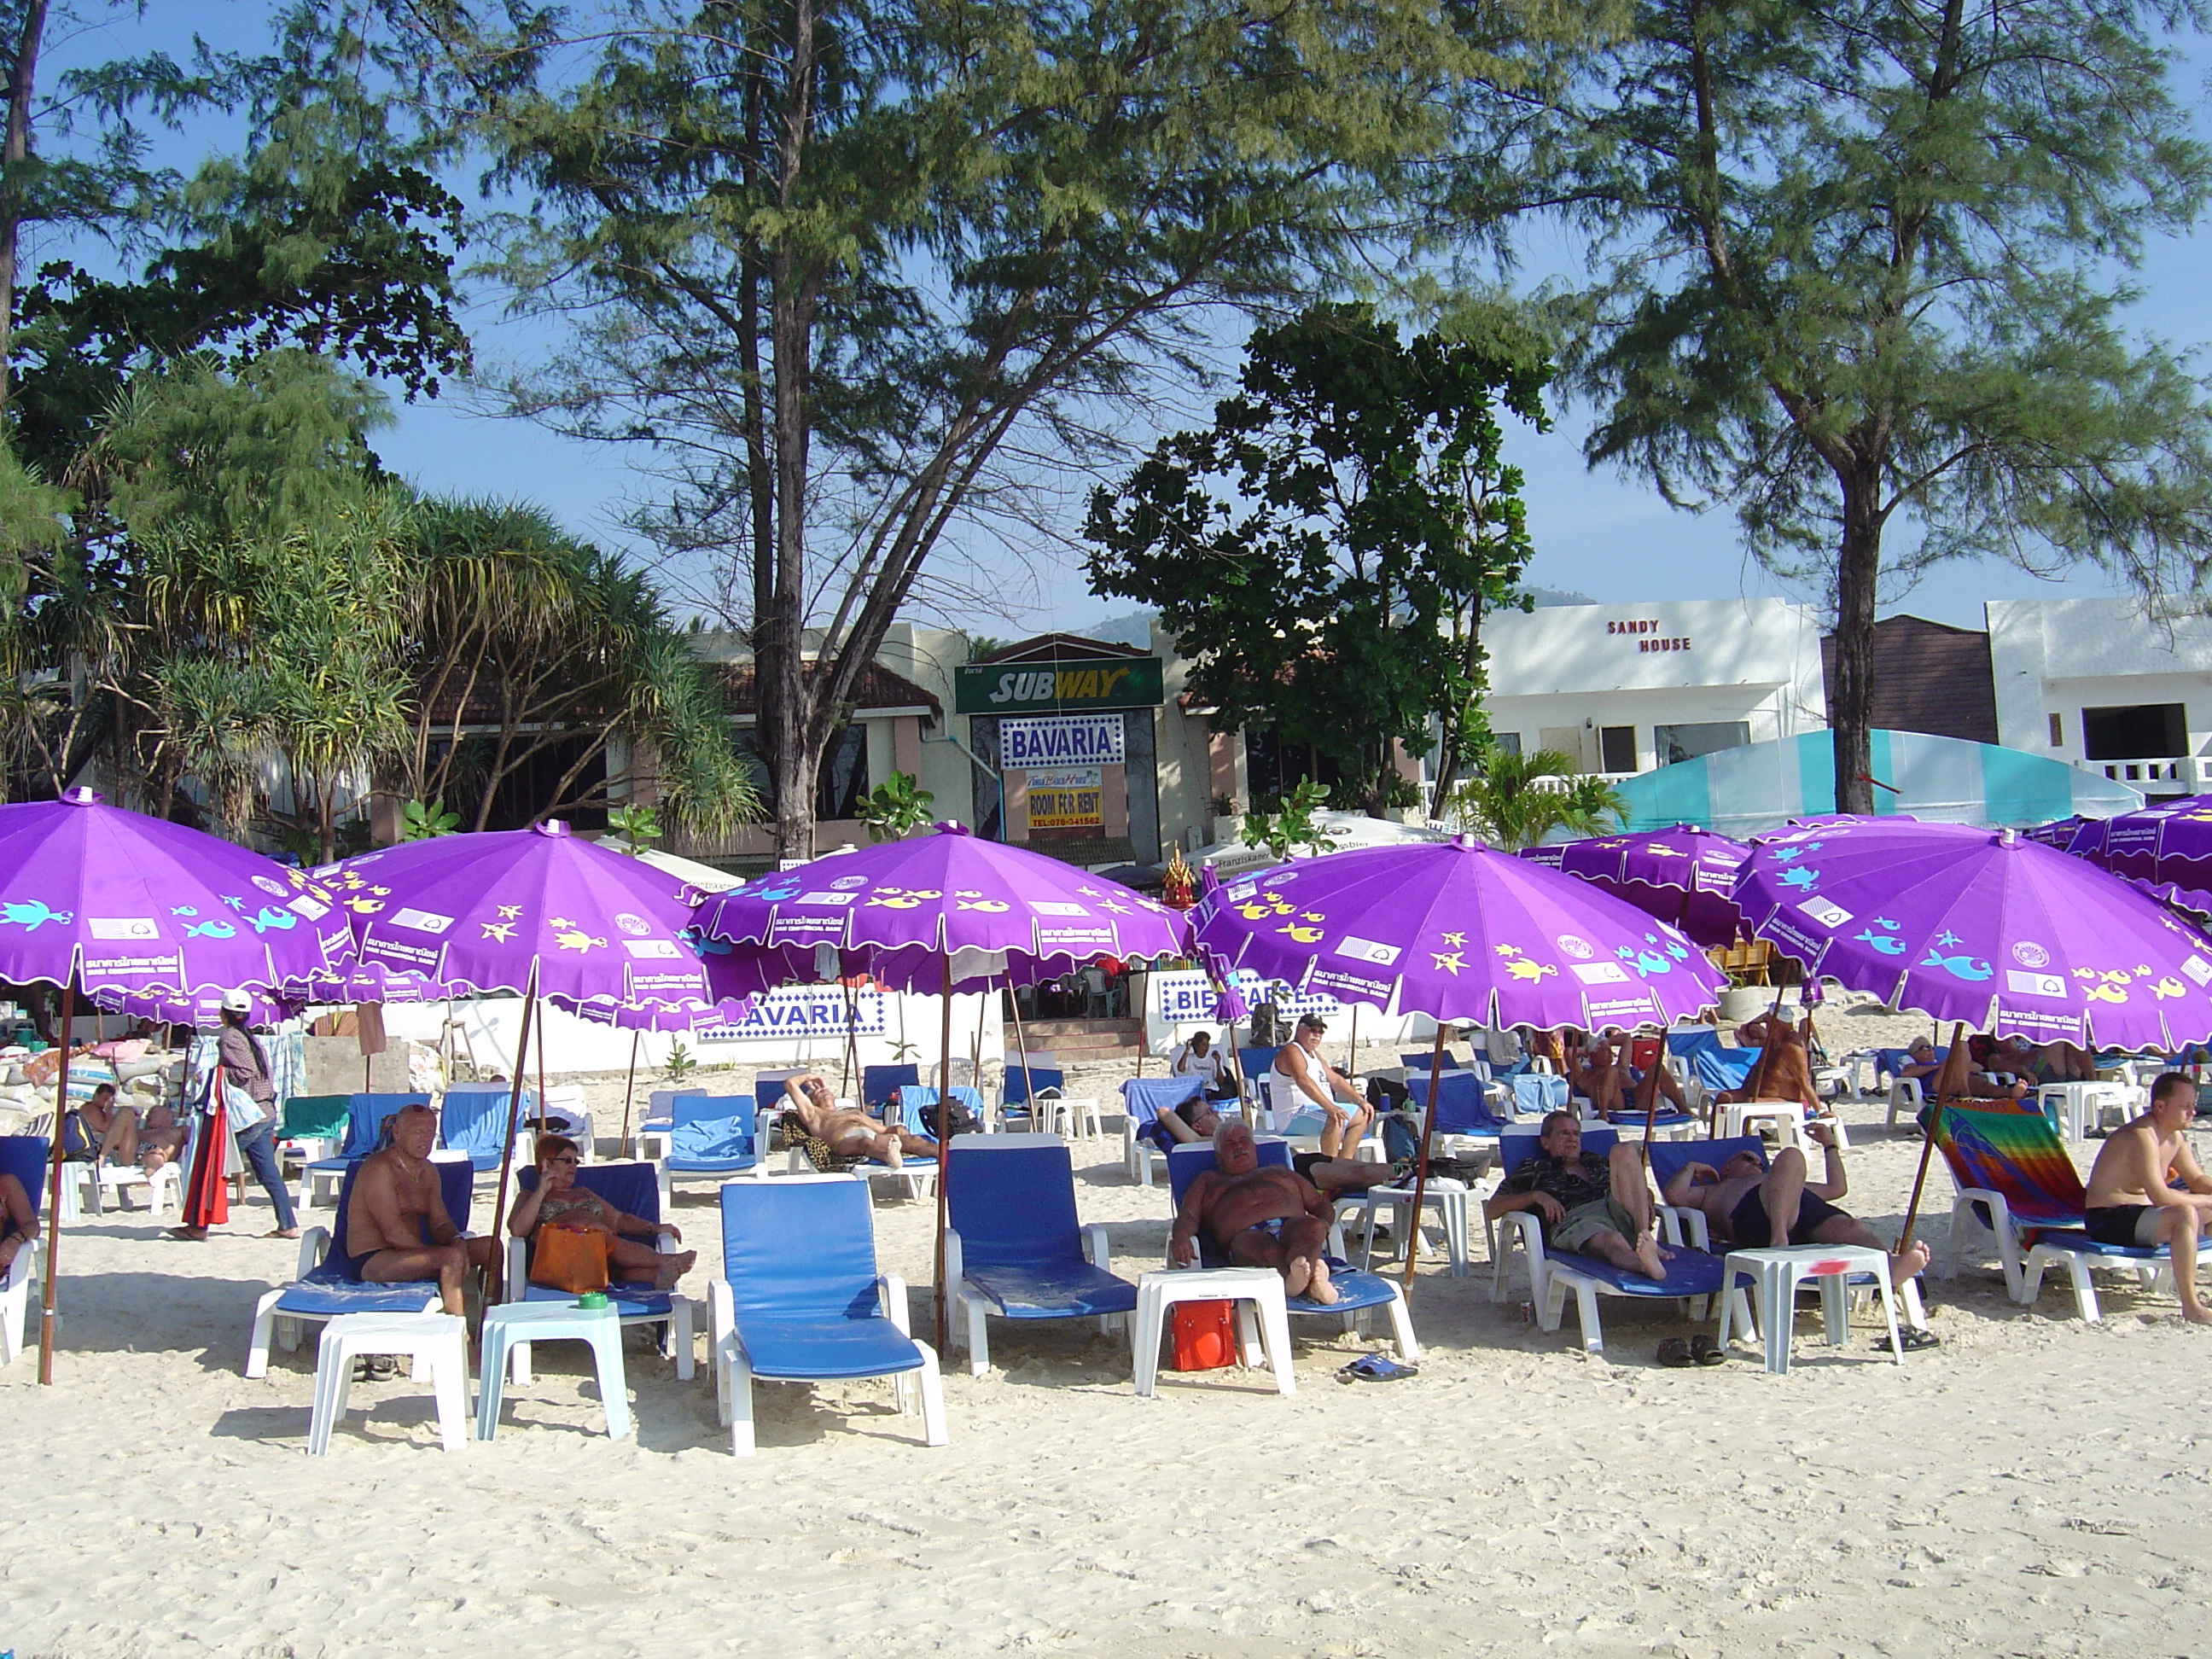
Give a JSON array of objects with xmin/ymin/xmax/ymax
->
[
  {"xmin": 1480, "ymin": 597, "xmax": 1829, "ymax": 780},
  {"xmin": 1987, "ymin": 597, "xmax": 2212, "ymax": 798}
]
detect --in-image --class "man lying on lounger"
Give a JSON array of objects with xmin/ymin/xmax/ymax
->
[
  {"xmin": 2081, "ymin": 1073, "xmax": 2212, "ymax": 1324},
  {"xmin": 781, "ymin": 1072, "xmax": 939, "ymax": 1167},
  {"xmin": 1660, "ymin": 1119, "xmax": 1933, "ymax": 1301},
  {"xmin": 1169, "ymin": 1121, "xmax": 1344, "ymax": 1304},
  {"xmin": 1483, "ymin": 1110, "xmax": 1673, "ymax": 1281},
  {"xmin": 345, "ymin": 1103, "xmax": 497, "ymax": 1315}
]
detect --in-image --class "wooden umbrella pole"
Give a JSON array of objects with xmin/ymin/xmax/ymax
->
[
  {"xmin": 1347, "ymin": 1003, "xmax": 1359, "ymax": 1079},
  {"xmin": 37, "ymin": 981, "xmax": 75, "ymax": 1384},
  {"xmin": 932, "ymin": 953, "xmax": 956, "ymax": 1350},
  {"xmin": 841, "ymin": 980, "xmax": 860, "ymax": 1098},
  {"xmin": 484, "ymin": 963, "xmax": 540, "ymax": 1304},
  {"xmin": 618, "ymin": 1027, "xmax": 642, "ymax": 1159},
  {"xmin": 1400, "ymin": 1023, "xmax": 1449, "ymax": 1292},
  {"xmin": 1898, "ymin": 1022, "xmax": 1970, "ymax": 1254},
  {"xmin": 1008, "ymin": 975, "xmax": 1036, "ymax": 1132}
]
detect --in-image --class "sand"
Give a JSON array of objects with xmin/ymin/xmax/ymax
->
[{"xmin": 4, "ymin": 1030, "xmax": 2210, "ymax": 1659}]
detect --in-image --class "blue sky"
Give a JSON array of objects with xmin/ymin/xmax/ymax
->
[{"xmin": 50, "ymin": 3, "xmax": 2212, "ymax": 637}]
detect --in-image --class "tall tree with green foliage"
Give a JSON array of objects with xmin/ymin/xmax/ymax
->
[
  {"xmin": 406, "ymin": 0, "xmax": 1569, "ymax": 859},
  {"xmin": 1509, "ymin": 0, "xmax": 2212, "ymax": 812},
  {"xmin": 1086, "ymin": 302, "xmax": 1549, "ymax": 818}
]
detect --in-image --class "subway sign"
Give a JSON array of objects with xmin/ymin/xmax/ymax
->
[{"xmin": 956, "ymin": 655, "xmax": 1164, "ymax": 714}]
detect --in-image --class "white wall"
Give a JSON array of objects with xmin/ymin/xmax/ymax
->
[
  {"xmin": 1988, "ymin": 597, "xmax": 2212, "ymax": 767},
  {"xmin": 1480, "ymin": 598, "xmax": 1827, "ymax": 772},
  {"xmin": 374, "ymin": 989, "xmax": 1001, "ymax": 1079}
]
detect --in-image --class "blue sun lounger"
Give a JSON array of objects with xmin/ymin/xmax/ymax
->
[
  {"xmin": 1490, "ymin": 1128, "xmax": 1748, "ymax": 1357},
  {"xmin": 246, "ymin": 1153, "xmax": 474, "ymax": 1376},
  {"xmin": 504, "ymin": 1159, "xmax": 694, "ymax": 1380},
  {"xmin": 708, "ymin": 1175, "xmax": 946, "ymax": 1456},
  {"xmin": 945, "ymin": 1135, "xmax": 1138, "ymax": 1377},
  {"xmin": 2, "ymin": 1134, "xmax": 47, "ymax": 1366},
  {"xmin": 1164, "ymin": 1139, "xmax": 1417, "ymax": 1359}
]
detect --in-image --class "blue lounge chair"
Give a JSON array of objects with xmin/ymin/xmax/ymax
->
[
  {"xmin": 1489, "ymin": 1127, "xmax": 1746, "ymax": 1357},
  {"xmin": 2, "ymin": 1135, "xmax": 47, "ymax": 1366},
  {"xmin": 246, "ymin": 1153, "xmax": 474, "ymax": 1377},
  {"xmin": 504, "ymin": 1160, "xmax": 695, "ymax": 1381},
  {"xmin": 1402, "ymin": 1051, "xmax": 1469, "ymax": 1071},
  {"xmin": 296, "ymin": 1092, "xmax": 433, "ymax": 1211},
  {"xmin": 863, "ymin": 1063, "xmax": 921, "ymax": 1109},
  {"xmin": 998, "ymin": 1059, "xmax": 1064, "ymax": 1132},
  {"xmin": 440, "ymin": 1086, "xmax": 535, "ymax": 1173},
  {"xmin": 893, "ymin": 1084, "xmax": 984, "ymax": 1138},
  {"xmin": 945, "ymin": 1134, "xmax": 1138, "ymax": 1377},
  {"xmin": 664, "ymin": 1094, "xmax": 761, "ymax": 1206},
  {"xmin": 708, "ymin": 1175, "xmax": 946, "ymax": 1456},
  {"xmin": 1164, "ymin": 1139, "xmax": 1418, "ymax": 1359}
]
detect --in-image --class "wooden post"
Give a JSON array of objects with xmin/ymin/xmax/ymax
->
[
  {"xmin": 932, "ymin": 956, "xmax": 956, "ymax": 1349},
  {"xmin": 1007, "ymin": 979, "xmax": 1036, "ymax": 1132},
  {"xmin": 36, "ymin": 981, "xmax": 73, "ymax": 1383},
  {"xmin": 1400, "ymin": 1023, "xmax": 1449, "ymax": 1292},
  {"xmin": 618, "ymin": 1027, "xmax": 642, "ymax": 1159},
  {"xmin": 1898, "ymin": 1022, "xmax": 1971, "ymax": 1254}
]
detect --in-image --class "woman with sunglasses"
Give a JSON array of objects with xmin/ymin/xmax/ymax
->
[{"xmin": 508, "ymin": 1135, "xmax": 695, "ymax": 1290}]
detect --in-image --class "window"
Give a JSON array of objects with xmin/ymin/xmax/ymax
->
[
  {"xmin": 1654, "ymin": 720, "xmax": 1752, "ymax": 767},
  {"xmin": 1598, "ymin": 725, "xmax": 1638, "ymax": 773},
  {"xmin": 2048, "ymin": 712, "xmax": 2064, "ymax": 748},
  {"xmin": 2081, "ymin": 703, "xmax": 2186, "ymax": 762},
  {"xmin": 1491, "ymin": 731, "xmax": 1522, "ymax": 756},
  {"xmin": 731, "ymin": 722, "xmax": 870, "ymax": 818}
]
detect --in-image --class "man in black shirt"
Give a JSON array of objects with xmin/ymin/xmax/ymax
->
[{"xmin": 1485, "ymin": 1111, "xmax": 1671, "ymax": 1280}]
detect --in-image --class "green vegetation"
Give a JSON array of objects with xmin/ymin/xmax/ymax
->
[
  {"xmin": 857, "ymin": 771, "xmax": 934, "ymax": 843},
  {"xmin": 1446, "ymin": 748, "xmax": 1623, "ymax": 853}
]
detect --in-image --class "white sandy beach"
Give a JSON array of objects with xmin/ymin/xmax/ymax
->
[{"xmin": 5, "ymin": 1030, "xmax": 2211, "ymax": 1659}]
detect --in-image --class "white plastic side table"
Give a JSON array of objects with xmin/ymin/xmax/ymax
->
[
  {"xmin": 1715, "ymin": 1244, "xmax": 1904, "ymax": 1375},
  {"xmin": 309, "ymin": 1312, "xmax": 469, "ymax": 1454},
  {"xmin": 476, "ymin": 1300, "xmax": 630, "ymax": 1441},
  {"xmin": 1132, "ymin": 1268, "xmax": 1295, "ymax": 1397},
  {"xmin": 1353, "ymin": 1180, "xmax": 1470, "ymax": 1278}
]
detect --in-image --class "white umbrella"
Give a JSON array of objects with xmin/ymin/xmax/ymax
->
[{"xmin": 1190, "ymin": 811, "xmax": 1449, "ymax": 878}]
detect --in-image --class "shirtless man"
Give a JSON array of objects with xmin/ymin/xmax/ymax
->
[
  {"xmin": 1484, "ymin": 1111, "xmax": 1672, "ymax": 1280},
  {"xmin": 1662, "ymin": 1119, "xmax": 1931, "ymax": 1291},
  {"xmin": 2081, "ymin": 1074, "xmax": 2212, "ymax": 1324},
  {"xmin": 345, "ymin": 1103, "xmax": 496, "ymax": 1315},
  {"xmin": 1570, "ymin": 1041, "xmax": 1685, "ymax": 1118},
  {"xmin": 1720, "ymin": 1012, "xmax": 1845, "ymax": 1119},
  {"xmin": 782, "ymin": 1072, "xmax": 939, "ymax": 1166},
  {"xmin": 1169, "ymin": 1121, "xmax": 1341, "ymax": 1303},
  {"xmin": 1272, "ymin": 1015, "xmax": 1374, "ymax": 1158}
]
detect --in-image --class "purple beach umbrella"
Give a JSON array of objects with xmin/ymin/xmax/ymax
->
[
  {"xmin": 0, "ymin": 789, "xmax": 358, "ymax": 1382},
  {"xmin": 1190, "ymin": 836, "xmax": 1727, "ymax": 1289},
  {"xmin": 1521, "ymin": 824, "xmax": 1749, "ymax": 949},
  {"xmin": 1732, "ymin": 814, "xmax": 2212, "ymax": 1255},
  {"xmin": 693, "ymin": 822, "xmax": 1190, "ymax": 1340},
  {"xmin": 317, "ymin": 821, "xmax": 764, "ymax": 1252},
  {"xmin": 2056, "ymin": 795, "xmax": 2212, "ymax": 916},
  {"xmin": 1732, "ymin": 818, "xmax": 2212, "ymax": 1052}
]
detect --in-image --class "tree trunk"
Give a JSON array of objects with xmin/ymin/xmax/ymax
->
[
  {"xmin": 0, "ymin": 0, "xmax": 49, "ymax": 411},
  {"xmin": 1831, "ymin": 472, "xmax": 1882, "ymax": 815}
]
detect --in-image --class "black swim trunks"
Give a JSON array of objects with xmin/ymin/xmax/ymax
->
[
  {"xmin": 1730, "ymin": 1186, "xmax": 1847, "ymax": 1249},
  {"xmin": 2083, "ymin": 1203, "xmax": 2158, "ymax": 1248},
  {"xmin": 1292, "ymin": 1151, "xmax": 1329, "ymax": 1184}
]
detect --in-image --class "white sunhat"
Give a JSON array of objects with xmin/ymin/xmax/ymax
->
[{"xmin": 218, "ymin": 989, "xmax": 253, "ymax": 1014}]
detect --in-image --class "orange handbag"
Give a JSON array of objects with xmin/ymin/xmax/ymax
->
[
  {"xmin": 1170, "ymin": 1300, "xmax": 1237, "ymax": 1371},
  {"xmin": 529, "ymin": 1224, "xmax": 611, "ymax": 1295}
]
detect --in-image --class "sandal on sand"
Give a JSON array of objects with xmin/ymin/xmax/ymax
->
[
  {"xmin": 1337, "ymin": 1353, "xmax": 1417, "ymax": 1382},
  {"xmin": 1690, "ymin": 1334, "xmax": 1727, "ymax": 1366},
  {"xmin": 1874, "ymin": 1325, "xmax": 1941, "ymax": 1353},
  {"xmin": 1656, "ymin": 1336, "xmax": 1696, "ymax": 1367}
]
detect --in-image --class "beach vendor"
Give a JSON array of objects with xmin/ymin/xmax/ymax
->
[{"xmin": 169, "ymin": 992, "xmax": 300, "ymax": 1242}]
